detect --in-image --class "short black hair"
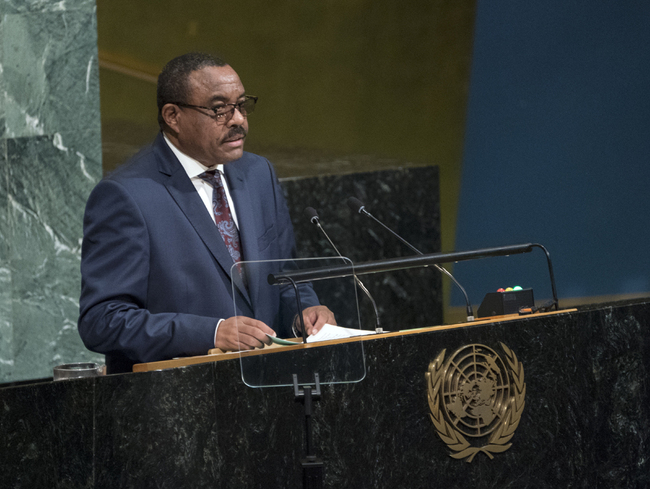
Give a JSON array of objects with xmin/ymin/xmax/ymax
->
[{"xmin": 156, "ymin": 52, "xmax": 228, "ymax": 128}]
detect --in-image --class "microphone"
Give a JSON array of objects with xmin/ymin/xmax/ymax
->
[
  {"xmin": 304, "ymin": 207, "xmax": 383, "ymax": 333},
  {"xmin": 346, "ymin": 197, "xmax": 475, "ymax": 322}
]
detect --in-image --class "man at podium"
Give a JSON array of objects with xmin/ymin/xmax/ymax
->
[{"xmin": 78, "ymin": 52, "xmax": 334, "ymax": 373}]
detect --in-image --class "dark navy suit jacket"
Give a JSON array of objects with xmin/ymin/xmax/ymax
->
[{"xmin": 78, "ymin": 134, "xmax": 316, "ymax": 373}]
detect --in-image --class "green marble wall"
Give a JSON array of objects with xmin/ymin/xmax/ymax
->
[{"xmin": 0, "ymin": 0, "xmax": 103, "ymax": 382}]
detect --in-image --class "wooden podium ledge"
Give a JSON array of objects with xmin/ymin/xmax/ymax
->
[{"xmin": 132, "ymin": 308, "xmax": 575, "ymax": 373}]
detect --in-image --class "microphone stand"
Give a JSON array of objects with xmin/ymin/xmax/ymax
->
[
  {"xmin": 347, "ymin": 197, "xmax": 475, "ymax": 321},
  {"xmin": 305, "ymin": 207, "xmax": 383, "ymax": 333},
  {"xmin": 293, "ymin": 373, "xmax": 324, "ymax": 489}
]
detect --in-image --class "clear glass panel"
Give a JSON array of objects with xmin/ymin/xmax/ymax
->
[{"xmin": 231, "ymin": 257, "xmax": 366, "ymax": 388}]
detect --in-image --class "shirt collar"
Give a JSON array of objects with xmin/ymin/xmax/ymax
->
[{"xmin": 162, "ymin": 132, "xmax": 224, "ymax": 178}]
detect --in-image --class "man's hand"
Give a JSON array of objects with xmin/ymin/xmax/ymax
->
[
  {"xmin": 301, "ymin": 305, "xmax": 336, "ymax": 336},
  {"xmin": 215, "ymin": 316, "xmax": 275, "ymax": 351}
]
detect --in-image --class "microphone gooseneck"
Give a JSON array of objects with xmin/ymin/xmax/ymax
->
[
  {"xmin": 346, "ymin": 197, "xmax": 475, "ymax": 322},
  {"xmin": 304, "ymin": 207, "xmax": 344, "ymax": 257},
  {"xmin": 304, "ymin": 207, "xmax": 383, "ymax": 332}
]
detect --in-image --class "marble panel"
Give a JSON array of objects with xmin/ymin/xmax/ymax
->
[
  {"xmin": 0, "ymin": 139, "xmax": 13, "ymax": 379},
  {"xmin": 5, "ymin": 135, "xmax": 102, "ymax": 381},
  {"xmin": 0, "ymin": 0, "xmax": 102, "ymax": 383},
  {"xmin": 0, "ymin": 0, "xmax": 97, "ymax": 15},
  {"xmin": 0, "ymin": 35, "xmax": 5, "ymax": 137},
  {"xmin": 282, "ymin": 166, "xmax": 443, "ymax": 331},
  {"xmin": 0, "ymin": 377, "xmax": 94, "ymax": 488},
  {"xmin": 93, "ymin": 366, "xmax": 223, "ymax": 489},
  {"xmin": 0, "ymin": 265, "xmax": 12, "ymax": 378},
  {"xmin": 211, "ymin": 360, "xmax": 305, "ymax": 488},
  {"xmin": 0, "ymin": 9, "xmax": 100, "ymax": 140}
]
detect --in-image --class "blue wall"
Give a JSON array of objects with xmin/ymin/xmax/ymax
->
[{"xmin": 453, "ymin": 1, "xmax": 650, "ymax": 305}]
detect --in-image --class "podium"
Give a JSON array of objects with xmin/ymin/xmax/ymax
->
[{"xmin": 1, "ymin": 299, "xmax": 649, "ymax": 487}]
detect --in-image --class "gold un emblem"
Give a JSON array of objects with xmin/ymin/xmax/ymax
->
[{"xmin": 426, "ymin": 343, "xmax": 526, "ymax": 462}]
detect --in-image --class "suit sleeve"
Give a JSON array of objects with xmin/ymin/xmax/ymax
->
[{"xmin": 78, "ymin": 179, "xmax": 218, "ymax": 365}]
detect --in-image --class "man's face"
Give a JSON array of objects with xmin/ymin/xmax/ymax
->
[{"xmin": 173, "ymin": 65, "xmax": 249, "ymax": 167}]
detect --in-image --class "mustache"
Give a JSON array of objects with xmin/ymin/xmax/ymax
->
[{"xmin": 226, "ymin": 127, "xmax": 247, "ymax": 140}]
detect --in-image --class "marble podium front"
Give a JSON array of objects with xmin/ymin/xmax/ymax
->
[{"xmin": 1, "ymin": 298, "xmax": 649, "ymax": 488}]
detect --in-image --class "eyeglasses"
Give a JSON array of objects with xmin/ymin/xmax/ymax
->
[{"xmin": 173, "ymin": 95, "xmax": 258, "ymax": 123}]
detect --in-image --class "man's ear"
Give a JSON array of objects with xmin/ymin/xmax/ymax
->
[{"xmin": 161, "ymin": 103, "xmax": 182, "ymax": 133}]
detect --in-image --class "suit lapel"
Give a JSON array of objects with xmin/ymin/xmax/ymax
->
[
  {"xmin": 153, "ymin": 134, "xmax": 252, "ymax": 308},
  {"xmin": 225, "ymin": 162, "xmax": 263, "ymax": 314}
]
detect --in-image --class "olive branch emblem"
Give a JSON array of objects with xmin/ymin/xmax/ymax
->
[{"xmin": 426, "ymin": 342, "xmax": 526, "ymax": 462}]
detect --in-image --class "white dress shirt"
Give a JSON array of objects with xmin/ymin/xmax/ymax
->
[{"xmin": 163, "ymin": 133, "xmax": 239, "ymax": 227}]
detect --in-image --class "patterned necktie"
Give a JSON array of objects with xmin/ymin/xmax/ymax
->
[{"xmin": 198, "ymin": 170, "xmax": 243, "ymax": 263}]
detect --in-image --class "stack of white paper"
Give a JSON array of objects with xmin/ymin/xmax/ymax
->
[{"xmin": 306, "ymin": 323, "xmax": 376, "ymax": 343}]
